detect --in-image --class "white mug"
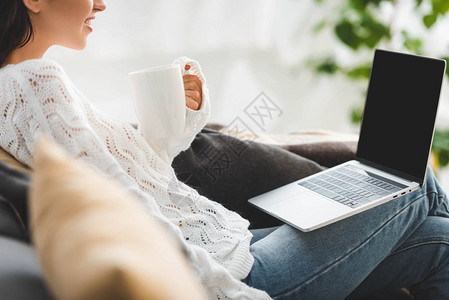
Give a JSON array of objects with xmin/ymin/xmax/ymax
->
[{"xmin": 128, "ymin": 64, "xmax": 186, "ymax": 141}]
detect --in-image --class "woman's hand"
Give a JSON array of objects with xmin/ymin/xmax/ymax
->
[{"xmin": 183, "ymin": 64, "xmax": 202, "ymax": 110}]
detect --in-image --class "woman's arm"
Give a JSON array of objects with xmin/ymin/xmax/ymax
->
[{"xmin": 137, "ymin": 56, "xmax": 211, "ymax": 165}]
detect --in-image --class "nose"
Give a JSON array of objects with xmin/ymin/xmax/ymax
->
[{"xmin": 93, "ymin": 0, "xmax": 106, "ymax": 12}]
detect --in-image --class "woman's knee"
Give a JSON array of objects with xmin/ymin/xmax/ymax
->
[
  {"xmin": 423, "ymin": 166, "xmax": 446, "ymax": 195},
  {"xmin": 400, "ymin": 216, "xmax": 449, "ymax": 298},
  {"xmin": 419, "ymin": 167, "xmax": 449, "ymax": 216},
  {"xmin": 391, "ymin": 216, "xmax": 449, "ymax": 266},
  {"xmin": 392, "ymin": 216, "xmax": 449, "ymax": 253}
]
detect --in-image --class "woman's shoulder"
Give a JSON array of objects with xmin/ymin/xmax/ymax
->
[
  {"xmin": 0, "ymin": 58, "xmax": 66, "ymax": 79},
  {"xmin": 0, "ymin": 58, "xmax": 72, "ymax": 100}
]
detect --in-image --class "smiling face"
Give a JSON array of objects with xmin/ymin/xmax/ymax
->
[{"xmin": 29, "ymin": 0, "xmax": 107, "ymax": 50}]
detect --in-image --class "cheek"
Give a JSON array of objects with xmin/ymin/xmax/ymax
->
[
  {"xmin": 43, "ymin": 14, "xmax": 88, "ymax": 49},
  {"xmin": 57, "ymin": 1, "xmax": 93, "ymax": 29},
  {"xmin": 39, "ymin": 0, "xmax": 93, "ymax": 47},
  {"xmin": 49, "ymin": 15, "xmax": 83, "ymax": 44}
]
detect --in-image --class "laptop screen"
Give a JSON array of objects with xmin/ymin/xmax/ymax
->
[{"xmin": 356, "ymin": 49, "xmax": 446, "ymax": 185}]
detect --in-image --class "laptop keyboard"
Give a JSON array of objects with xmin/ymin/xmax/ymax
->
[{"xmin": 297, "ymin": 165, "xmax": 405, "ymax": 209}]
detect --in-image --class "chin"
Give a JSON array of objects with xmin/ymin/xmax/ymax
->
[
  {"xmin": 64, "ymin": 40, "xmax": 88, "ymax": 51},
  {"xmin": 75, "ymin": 43, "xmax": 88, "ymax": 50}
]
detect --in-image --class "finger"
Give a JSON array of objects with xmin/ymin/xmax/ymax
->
[
  {"xmin": 183, "ymin": 80, "xmax": 201, "ymax": 92},
  {"xmin": 185, "ymin": 97, "xmax": 199, "ymax": 110},
  {"xmin": 185, "ymin": 90, "xmax": 201, "ymax": 102},
  {"xmin": 183, "ymin": 75, "xmax": 202, "ymax": 90}
]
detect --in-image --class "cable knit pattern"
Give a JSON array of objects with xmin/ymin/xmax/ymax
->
[{"xmin": 0, "ymin": 57, "xmax": 272, "ymax": 300}]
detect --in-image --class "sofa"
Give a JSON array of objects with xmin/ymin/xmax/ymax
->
[{"xmin": 0, "ymin": 124, "xmax": 414, "ymax": 300}]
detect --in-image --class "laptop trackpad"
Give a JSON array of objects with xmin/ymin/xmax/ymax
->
[{"xmin": 264, "ymin": 190, "xmax": 352, "ymax": 230}]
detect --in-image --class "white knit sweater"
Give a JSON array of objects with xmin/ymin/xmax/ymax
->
[{"xmin": 0, "ymin": 57, "xmax": 272, "ymax": 299}]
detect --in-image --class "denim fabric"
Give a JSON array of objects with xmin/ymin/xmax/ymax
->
[{"xmin": 241, "ymin": 167, "xmax": 449, "ymax": 300}]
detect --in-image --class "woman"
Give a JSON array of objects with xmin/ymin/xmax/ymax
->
[{"xmin": 0, "ymin": 0, "xmax": 448, "ymax": 299}]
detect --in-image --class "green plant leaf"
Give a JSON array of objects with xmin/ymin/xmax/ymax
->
[
  {"xmin": 335, "ymin": 13, "xmax": 390, "ymax": 50},
  {"xmin": 335, "ymin": 20, "xmax": 361, "ymax": 50},
  {"xmin": 402, "ymin": 30, "xmax": 423, "ymax": 54},
  {"xmin": 349, "ymin": 0, "xmax": 369, "ymax": 11},
  {"xmin": 350, "ymin": 105, "xmax": 364, "ymax": 125},
  {"xmin": 423, "ymin": 13, "xmax": 438, "ymax": 28},
  {"xmin": 349, "ymin": 0, "xmax": 385, "ymax": 11},
  {"xmin": 442, "ymin": 1, "xmax": 449, "ymax": 14},
  {"xmin": 432, "ymin": 0, "xmax": 449, "ymax": 15},
  {"xmin": 346, "ymin": 63, "xmax": 372, "ymax": 80},
  {"xmin": 432, "ymin": 130, "xmax": 449, "ymax": 151},
  {"xmin": 438, "ymin": 151, "xmax": 449, "ymax": 167},
  {"xmin": 313, "ymin": 20, "xmax": 328, "ymax": 33},
  {"xmin": 430, "ymin": 131, "xmax": 449, "ymax": 168},
  {"xmin": 315, "ymin": 58, "xmax": 340, "ymax": 74},
  {"xmin": 359, "ymin": 13, "xmax": 391, "ymax": 47}
]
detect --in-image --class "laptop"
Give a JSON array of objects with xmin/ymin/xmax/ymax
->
[{"xmin": 248, "ymin": 49, "xmax": 447, "ymax": 232}]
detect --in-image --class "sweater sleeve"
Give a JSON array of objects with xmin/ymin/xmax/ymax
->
[{"xmin": 137, "ymin": 56, "xmax": 211, "ymax": 165}]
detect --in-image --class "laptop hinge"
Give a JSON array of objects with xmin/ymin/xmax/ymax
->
[{"xmin": 355, "ymin": 157, "xmax": 423, "ymax": 186}]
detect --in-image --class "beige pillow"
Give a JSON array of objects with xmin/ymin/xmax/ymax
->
[{"xmin": 28, "ymin": 135, "xmax": 207, "ymax": 300}]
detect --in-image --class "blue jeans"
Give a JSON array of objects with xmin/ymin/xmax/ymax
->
[{"xmin": 241, "ymin": 167, "xmax": 449, "ymax": 299}]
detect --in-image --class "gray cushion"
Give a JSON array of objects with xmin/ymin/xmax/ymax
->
[
  {"xmin": 0, "ymin": 160, "xmax": 30, "ymax": 233},
  {"xmin": 0, "ymin": 197, "xmax": 28, "ymax": 242},
  {"xmin": 0, "ymin": 236, "xmax": 54, "ymax": 300}
]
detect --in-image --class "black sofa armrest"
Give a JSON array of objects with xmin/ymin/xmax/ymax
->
[
  {"xmin": 0, "ymin": 236, "xmax": 54, "ymax": 300},
  {"xmin": 205, "ymin": 123, "xmax": 358, "ymax": 168}
]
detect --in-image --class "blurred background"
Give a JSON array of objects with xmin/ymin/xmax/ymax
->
[{"xmin": 44, "ymin": 0, "xmax": 449, "ymax": 185}]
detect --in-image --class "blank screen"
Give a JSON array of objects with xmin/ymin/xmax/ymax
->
[{"xmin": 356, "ymin": 49, "xmax": 445, "ymax": 184}]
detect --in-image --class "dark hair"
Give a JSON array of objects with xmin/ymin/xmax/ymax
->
[{"xmin": 0, "ymin": 0, "xmax": 34, "ymax": 67}]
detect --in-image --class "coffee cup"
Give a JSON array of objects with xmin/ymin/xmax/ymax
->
[{"xmin": 128, "ymin": 64, "xmax": 186, "ymax": 141}]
